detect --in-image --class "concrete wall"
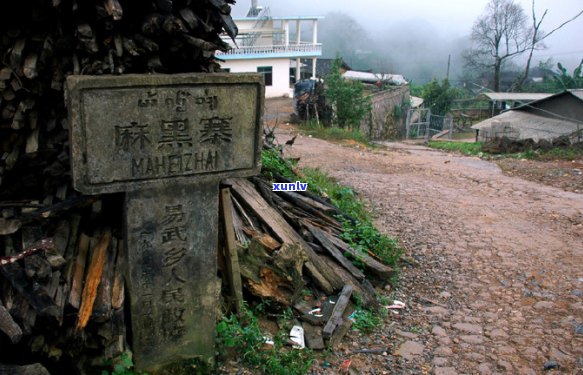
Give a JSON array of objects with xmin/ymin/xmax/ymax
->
[
  {"xmin": 359, "ymin": 85, "xmax": 410, "ymax": 140},
  {"xmin": 220, "ymin": 58, "xmax": 291, "ymax": 98}
]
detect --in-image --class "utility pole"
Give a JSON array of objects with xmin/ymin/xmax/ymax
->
[{"xmin": 446, "ymin": 54, "xmax": 451, "ymax": 80}]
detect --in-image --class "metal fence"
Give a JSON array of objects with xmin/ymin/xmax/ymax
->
[{"xmin": 406, "ymin": 109, "xmax": 453, "ymax": 140}]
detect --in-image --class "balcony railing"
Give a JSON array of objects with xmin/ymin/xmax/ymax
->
[{"xmin": 217, "ymin": 43, "xmax": 322, "ymax": 58}]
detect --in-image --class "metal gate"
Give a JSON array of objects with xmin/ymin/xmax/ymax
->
[
  {"xmin": 405, "ymin": 108, "xmax": 430, "ymax": 139},
  {"xmin": 406, "ymin": 109, "xmax": 453, "ymax": 140}
]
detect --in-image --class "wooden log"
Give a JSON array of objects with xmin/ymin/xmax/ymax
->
[
  {"xmin": 220, "ymin": 188, "xmax": 243, "ymax": 313},
  {"xmin": 1, "ymin": 262, "xmax": 58, "ymax": 317},
  {"xmin": 7, "ymin": 293, "xmax": 36, "ymax": 336},
  {"xmin": 92, "ymin": 235, "xmax": 117, "ymax": 322},
  {"xmin": 0, "ymin": 300, "xmax": 23, "ymax": 344},
  {"xmin": 241, "ymin": 228, "xmax": 280, "ymax": 252},
  {"xmin": 22, "ymin": 53, "xmax": 39, "ymax": 80},
  {"xmin": 104, "ymin": 0, "xmax": 123, "ymax": 20},
  {"xmin": 0, "ymin": 363, "xmax": 50, "ymax": 375},
  {"xmin": 228, "ymin": 178, "xmax": 342, "ymax": 294},
  {"xmin": 10, "ymin": 39, "xmax": 26, "ymax": 72},
  {"xmin": 76, "ymin": 228, "xmax": 111, "ymax": 332},
  {"xmin": 68, "ymin": 233, "xmax": 90, "ymax": 309},
  {"xmin": 111, "ymin": 240, "xmax": 125, "ymax": 310},
  {"xmin": 323, "ymin": 285, "xmax": 352, "ymax": 339}
]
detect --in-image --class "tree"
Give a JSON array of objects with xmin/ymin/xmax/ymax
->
[
  {"xmin": 464, "ymin": 0, "xmax": 532, "ymax": 92},
  {"xmin": 554, "ymin": 60, "xmax": 583, "ymax": 90},
  {"xmin": 420, "ymin": 79, "xmax": 459, "ymax": 116},
  {"xmin": 513, "ymin": 1, "xmax": 583, "ymax": 90},
  {"xmin": 325, "ymin": 57, "xmax": 370, "ymax": 128}
]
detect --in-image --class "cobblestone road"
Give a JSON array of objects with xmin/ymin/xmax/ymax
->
[{"xmin": 281, "ymin": 132, "xmax": 583, "ymax": 374}]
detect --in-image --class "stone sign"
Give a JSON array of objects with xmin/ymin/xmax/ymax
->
[
  {"xmin": 66, "ymin": 73, "xmax": 264, "ymax": 371},
  {"xmin": 67, "ymin": 74, "xmax": 263, "ymax": 194}
]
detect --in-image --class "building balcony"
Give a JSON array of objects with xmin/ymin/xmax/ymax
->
[{"xmin": 216, "ymin": 43, "xmax": 322, "ymax": 60}]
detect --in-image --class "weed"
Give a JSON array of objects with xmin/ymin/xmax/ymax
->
[
  {"xmin": 409, "ymin": 325, "xmax": 424, "ymax": 334},
  {"xmin": 340, "ymin": 219, "xmax": 402, "ymax": 268},
  {"xmin": 261, "ymin": 148, "xmax": 298, "ymax": 180},
  {"xmin": 216, "ymin": 306, "xmax": 314, "ymax": 375},
  {"xmin": 101, "ymin": 352, "xmax": 146, "ymax": 375},
  {"xmin": 428, "ymin": 140, "xmax": 583, "ymax": 161},
  {"xmin": 427, "ymin": 141, "xmax": 483, "ymax": 156},
  {"xmin": 351, "ymin": 309, "xmax": 382, "ymax": 334},
  {"xmin": 298, "ymin": 124, "xmax": 371, "ymax": 146}
]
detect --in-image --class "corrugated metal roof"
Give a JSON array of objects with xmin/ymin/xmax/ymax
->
[
  {"xmin": 569, "ymin": 89, "xmax": 583, "ymax": 100},
  {"xmin": 471, "ymin": 110, "xmax": 580, "ymax": 141},
  {"xmin": 481, "ymin": 93, "xmax": 553, "ymax": 101},
  {"xmin": 342, "ymin": 71, "xmax": 407, "ymax": 85}
]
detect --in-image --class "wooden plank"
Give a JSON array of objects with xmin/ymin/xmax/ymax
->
[
  {"xmin": 305, "ymin": 224, "xmax": 365, "ymax": 281},
  {"xmin": 228, "ymin": 178, "xmax": 341, "ymax": 294},
  {"xmin": 220, "ymin": 188, "xmax": 244, "ymax": 314},
  {"xmin": 302, "ymin": 322, "xmax": 325, "ymax": 350},
  {"xmin": 318, "ymin": 255, "xmax": 375, "ymax": 307},
  {"xmin": 328, "ymin": 318, "xmax": 352, "ymax": 349},
  {"xmin": 92, "ymin": 236, "xmax": 117, "ymax": 322},
  {"xmin": 323, "ymin": 285, "xmax": 352, "ymax": 339},
  {"xmin": 324, "ymin": 231, "xmax": 394, "ymax": 280},
  {"xmin": 76, "ymin": 228, "xmax": 111, "ymax": 332},
  {"xmin": 0, "ymin": 301, "xmax": 23, "ymax": 344}
]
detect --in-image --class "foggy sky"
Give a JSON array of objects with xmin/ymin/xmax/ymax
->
[{"xmin": 231, "ymin": 0, "xmax": 583, "ymax": 78}]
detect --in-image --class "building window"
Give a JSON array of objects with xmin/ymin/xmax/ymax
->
[{"xmin": 257, "ymin": 66, "xmax": 273, "ymax": 86}]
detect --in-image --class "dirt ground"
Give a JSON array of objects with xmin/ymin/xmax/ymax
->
[{"xmin": 269, "ymin": 100, "xmax": 583, "ymax": 374}]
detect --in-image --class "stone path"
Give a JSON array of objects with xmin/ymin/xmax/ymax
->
[{"xmin": 280, "ymin": 133, "xmax": 583, "ymax": 374}]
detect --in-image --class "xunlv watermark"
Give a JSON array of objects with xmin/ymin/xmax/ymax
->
[{"xmin": 272, "ymin": 181, "xmax": 308, "ymax": 191}]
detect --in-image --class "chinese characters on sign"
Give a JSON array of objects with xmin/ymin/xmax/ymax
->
[
  {"xmin": 112, "ymin": 90, "xmax": 233, "ymax": 179},
  {"xmin": 159, "ymin": 204, "xmax": 188, "ymax": 341}
]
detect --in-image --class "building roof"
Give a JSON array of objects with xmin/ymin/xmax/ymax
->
[
  {"xmin": 303, "ymin": 58, "xmax": 351, "ymax": 78},
  {"xmin": 342, "ymin": 70, "xmax": 407, "ymax": 85},
  {"xmin": 233, "ymin": 15, "xmax": 324, "ymax": 21},
  {"xmin": 471, "ymin": 110, "xmax": 580, "ymax": 141},
  {"xmin": 480, "ymin": 93, "xmax": 553, "ymax": 102},
  {"xmin": 568, "ymin": 89, "xmax": 583, "ymax": 101},
  {"xmin": 511, "ymin": 89, "xmax": 583, "ymax": 112}
]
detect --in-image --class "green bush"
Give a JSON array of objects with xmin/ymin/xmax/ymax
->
[{"xmin": 325, "ymin": 57, "xmax": 371, "ymax": 128}]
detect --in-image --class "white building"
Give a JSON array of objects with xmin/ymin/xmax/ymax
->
[{"xmin": 216, "ymin": 1, "xmax": 323, "ymax": 98}]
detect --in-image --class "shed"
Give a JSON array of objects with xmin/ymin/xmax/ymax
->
[{"xmin": 472, "ymin": 90, "xmax": 583, "ymax": 142}]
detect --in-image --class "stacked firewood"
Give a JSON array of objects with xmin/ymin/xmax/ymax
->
[
  {"xmin": 0, "ymin": 0, "xmax": 237, "ymax": 373},
  {"xmin": 0, "ymin": 0, "xmax": 398, "ymax": 372},
  {"xmin": 0, "ymin": 207, "xmax": 128, "ymax": 373},
  {"xmin": 0, "ymin": 0, "xmax": 236, "ymax": 201},
  {"xmin": 219, "ymin": 162, "xmax": 395, "ymax": 350}
]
